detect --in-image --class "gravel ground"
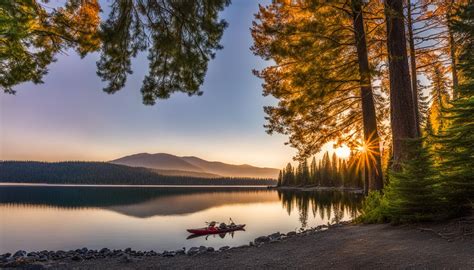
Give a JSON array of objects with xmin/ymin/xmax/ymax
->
[{"xmin": 3, "ymin": 216, "xmax": 473, "ymax": 270}]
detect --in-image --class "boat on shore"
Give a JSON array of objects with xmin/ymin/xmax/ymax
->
[{"xmin": 187, "ymin": 224, "xmax": 246, "ymax": 235}]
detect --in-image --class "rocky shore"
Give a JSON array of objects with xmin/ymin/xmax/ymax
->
[
  {"xmin": 2, "ymin": 217, "xmax": 472, "ymax": 269},
  {"xmin": 0, "ymin": 223, "xmax": 336, "ymax": 269}
]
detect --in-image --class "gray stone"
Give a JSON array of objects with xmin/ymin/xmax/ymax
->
[
  {"xmin": 254, "ymin": 236, "xmax": 270, "ymax": 244},
  {"xmin": 13, "ymin": 250, "xmax": 27, "ymax": 258},
  {"xmin": 124, "ymin": 248, "xmax": 132, "ymax": 253},
  {"xmin": 1, "ymin": 253, "xmax": 11, "ymax": 258},
  {"xmin": 175, "ymin": 248, "xmax": 185, "ymax": 255},
  {"xmin": 38, "ymin": 255, "xmax": 48, "ymax": 262},
  {"xmin": 269, "ymin": 232, "xmax": 281, "ymax": 239},
  {"xmin": 187, "ymin": 247, "xmax": 199, "ymax": 256},
  {"xmin": 219, "ymin": 246, "xmax": 230, "ymax": 251},
  {"xmin": 162, "ymin": 251, "xmax": 175, "ymax": 257},
  {"xmin": 206, "ymin": 247, "xmax": 215, "ymax": 252},
  {"xmin": 100, "ymin": 248, "xmax": 110, "ymax": 254},
  {"xmin": 71, "ymin": 255, "xmax": 83, "ymax": 261},
  {"xmin": 287, "ymin": 231, "xmax": 297, "ymax": 237}
]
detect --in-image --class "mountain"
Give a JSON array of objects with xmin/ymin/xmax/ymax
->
[
  {"xmin": 111, "ymin": 153, "xmax": 204, "ymax": 172},
  {"xmin": 151, "ymin": 169, "xmax": 220, "ymax": 178},
  {"xmin": 181, "ymin": 156, "xmax": 279, "ymax": 178},
  {"xmin": 110, "ymin": 153, "xmax": 279, "ymax": 179}
]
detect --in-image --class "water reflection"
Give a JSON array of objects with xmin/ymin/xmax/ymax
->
[
  {"xmin": 0, "ymin": 185, "xmax": 362, "ymax": 253},
  {"xmin": 0, "ymin": 186, "xmax": 275, "ymax": 217},
  {"xmin": 277, "ymin": 190, "xmax": 363, "ymax": 229}
]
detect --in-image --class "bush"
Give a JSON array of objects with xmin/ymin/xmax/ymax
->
[{"xmin": 357, "ymin": 191, "xmax": 388, "ymax": 223}]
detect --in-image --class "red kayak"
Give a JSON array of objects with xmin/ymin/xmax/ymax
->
[{"xmin": 187, "ymin": 224, "xmax": 246, "ymax": 235}]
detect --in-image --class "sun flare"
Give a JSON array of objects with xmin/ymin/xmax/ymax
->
[{"xmin": 334, "ymin": 145, "xmax": 351, "ymax": 159}]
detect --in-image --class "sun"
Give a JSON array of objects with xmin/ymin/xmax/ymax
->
[{"xmin": 334, "ymin": 145, "xmax": 351, "ymax": 159}]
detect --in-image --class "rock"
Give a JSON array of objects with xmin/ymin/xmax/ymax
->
[
  {"xmin": 71, "ymin": 255, "xmax": 83, "ymax": 261},
  {"xmin": 206, "ymin": 247, "xmax": 214, "ymax": 252},
  {"xmin": 219, "ymin": 246, "xmax": 230, "ymax": 251},
  {"xmin": 269, "ymin": 232, "xmax": 281, "ymax": 239},
  {"xmin": 124, "ymin": 248, "xmax": 132, "ymax": 253},
  {"xmin": 254, "ymin": 236, "xmax": 270, "ymax": 244},
  {"xmin": 162, "ymin": 251, "xmax": 175, "ymax": 257},
  {"xmin": 175, "ymin": 248, "xmax": 185, "ymax": 255},
  {"xmin": 27, "ymin": 252, "xmax": 38, "ymax": 257},
  {"xmin": 287, "ymin": 231, "xmax": 297, "ymax": 237},
  {"xmin": 38, "ymin": 255, "xmax": 48, "ymax": 262},
  {"xmin": 100, "ymin": 248, "xmax": 110, "ymax": 254},
  {"xmin": 145, "ymin": 251, "xmax": 157, "ymax": 257},
  {"xmin": 1, "ymin": 253, "xmax": 11, "ymax": 259},
  {"xmin": 249, "ymin": 241, "xmax": 254, "ymax": 246},
  {"xmin": 84, "ymin": 254, "xmax": 95, "ymax": 260},
  {"xmin": 81, "ymin": 247, "xmax": 88, "ymax": 253},
  {"xmin": 13, "ymin": 250, "xmax": 27, "ymax": 258},
  {"xmin": 187, "ymin": 247, "xmax": 199, "ymax": 256}
]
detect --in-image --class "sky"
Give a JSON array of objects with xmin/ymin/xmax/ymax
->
[{"xmin": 0, "ymin": 0, "xmax": 309, "ymax": 168}]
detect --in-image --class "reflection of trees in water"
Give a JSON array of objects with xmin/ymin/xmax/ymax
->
[
  {"xmin": 0, "ymin": 186, "xmax": 272, "ymax": 209},
  {"xmin": 278, "ymin": 190, "xmax": 363, "ymax": 227}
]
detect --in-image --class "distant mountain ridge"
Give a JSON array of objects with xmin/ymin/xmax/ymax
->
[{"xmin": 110, "ymin": 153, "xmax": 279, "ymax": 179}]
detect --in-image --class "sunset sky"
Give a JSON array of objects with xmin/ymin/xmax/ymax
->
[{"xmin": 0, "ymin": 0, "xmax": 308, "ymax": 168}]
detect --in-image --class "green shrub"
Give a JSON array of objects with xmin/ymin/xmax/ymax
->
[{"xmin": 357, "ymin": 191, "xmax": 388, "ymax": 223}]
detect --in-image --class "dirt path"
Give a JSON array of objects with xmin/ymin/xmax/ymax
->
[{"xmin": 27, "ymin": 220, "xmax": 473, "ymax": 270}]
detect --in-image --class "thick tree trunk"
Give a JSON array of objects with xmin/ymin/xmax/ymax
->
[
  {"xmin": 384, "ymin": 0, "xmax": 419, "ymax": 168},
  {"xmin": 406, "ymin": 0, "xmax": 421, "ymax": 136},
  {"xmin": 351, "ymin": 0, "xmax": 383, "ymax": 191}
]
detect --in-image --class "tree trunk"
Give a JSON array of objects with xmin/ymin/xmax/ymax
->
[
  {"xmin": 448, "ymin": 0, "xmax": 459, "ymax": 99},
  {"xmin": 384, "ymin": 0, "xmax": 419, "ymax": 168},
  {"xmin": 406, "ymin": 0, "xmax": 421, "ymax": 136},
  {"xmin": 351, "ymin": 0, "xmax": 384, "ymax": 191}
]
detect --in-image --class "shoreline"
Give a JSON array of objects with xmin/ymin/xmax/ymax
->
[{"xmin": 2, "ymin": 215, "xmax": 472, "ymax": 269}]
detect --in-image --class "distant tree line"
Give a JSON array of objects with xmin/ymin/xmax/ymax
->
[
  {"xmin": 0, "ymin": 161, "xmax": 276, "ymax": 186},
  {"xmin": 277, "ymin": 152, "xmax": 363, "ymax": 189}
]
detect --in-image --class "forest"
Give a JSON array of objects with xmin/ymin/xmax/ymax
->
[
  {"xmin": 1, "ymin": 0, "xmax": 473, "ymax": 224},
  {"xmin": 251, "ymin": 0, "xmax": 473, "ymax": 223},
  {"xmin": 277, "ymin": 152, "xmax": 364, "ymax": 189},
  {"xmin": 0, "ymin": 161, "xmax": 276, "ymax": 186}
]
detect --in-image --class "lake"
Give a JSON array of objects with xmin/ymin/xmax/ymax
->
[{"xmin": 0, "ymin": 185, "xmax": 363, "ymax": 253}]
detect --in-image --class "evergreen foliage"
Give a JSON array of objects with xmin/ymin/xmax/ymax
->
[
  {"xmin": 1, "ymin": 0, "xmax": 229, "ymax": 104},
  {"xmin": 0, "ymin": 0, "xmax": 100, "ymax": 93},
  {"xmin": 383, "ymin": 139, "xmax": 443, "ymax": 223},
  {"xmin": 435, "ymin": 1, "xmax": 474, "ymax": 214},
  {"xmin": 278, "ymin": 152, "xmax": 363, "ymax": 189},
  {"xmin": 0, "ymin": 161, "xmax": 276, "ymax": 186},
  {"xmin": 97, "ymin": 0, "xmax": 230, "ymax": 105}
]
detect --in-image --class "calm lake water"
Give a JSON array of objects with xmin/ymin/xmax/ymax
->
[{"xmin": 0, "ymin": 185, "xmax": 362, "ymax": 253}]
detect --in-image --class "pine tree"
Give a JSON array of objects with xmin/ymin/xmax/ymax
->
[
  {"xmin": 384, "ymin": 139, "xmax": 442, "ymax": 223},
  {"xmin": 277, "ymin": 170, "xmax": 283, "ymax": 186},
  {"xmin": 436, "ymin": 1, "xmax": 474, "ymax": 214}
]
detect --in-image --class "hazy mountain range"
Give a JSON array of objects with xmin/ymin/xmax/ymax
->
[{"xmin": 110, "ymin": 153, "xmax": 279, "ymax": 179}]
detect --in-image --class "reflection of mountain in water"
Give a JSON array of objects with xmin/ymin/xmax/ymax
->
[
  {"xmin": 0, "ymin": 186, "xmax": 276, "ymax": 218},
  {"xmin": 108, "ymin": 191, "xmax": 277, "ymax": 217}
]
